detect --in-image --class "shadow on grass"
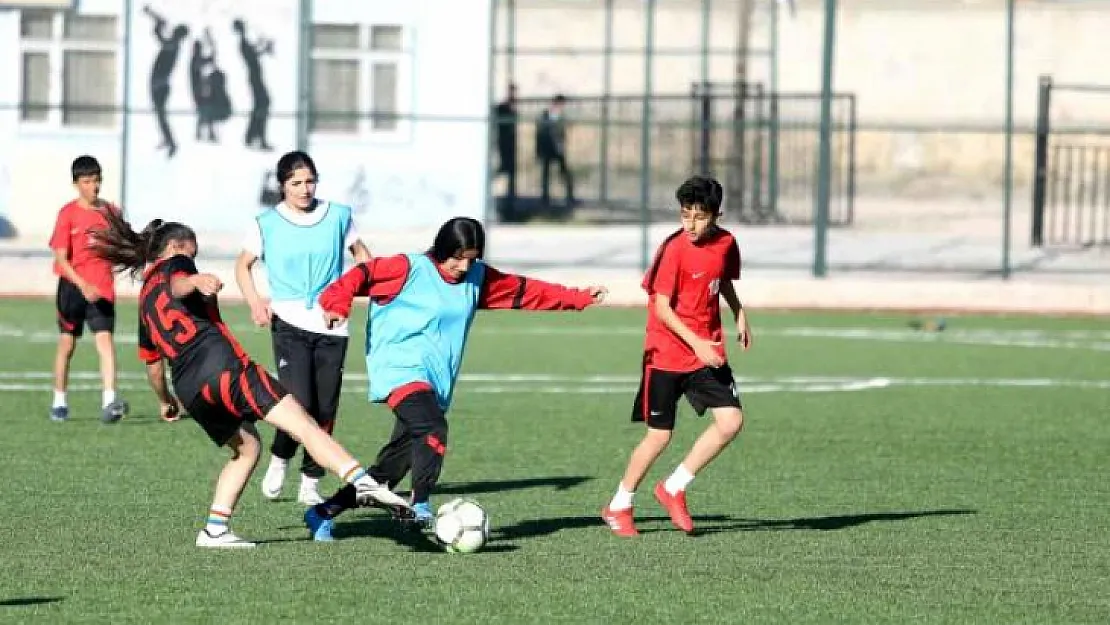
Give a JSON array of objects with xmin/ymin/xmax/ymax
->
[
  {"xmin": 336, "ymin": 515, "xmax": 521, "ymax": 554},
  {"xmin": 500, "ymin": 508, "xmax": 978, "ymax": 539},
  {"xmin": 0, "ymin": 597, "xmax": 63, "ymax": 607}
]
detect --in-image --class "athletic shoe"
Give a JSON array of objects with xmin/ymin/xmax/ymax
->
[
  {"xmin": 195, "ymin": 529, "xmax": 256, "ymax": 548},
  {"xmin": 654, "ymin": 482, "xmax": 694, "ymax": 534},
  {"xmin": 297, "ymin": 480, "xmax": 325, "ymax": 506},
  {"xmin": 601, "ymin": 506, "xmax": 639, "ymax": 537},
  {"xmin": 101, "ymin": 399, "xmax": 128, "ymax": 424},
  {"xmin": 49, "ymin": 406, "xmax": 69, "ymax": 423},
  {"xmin": 261, "ymin": 460, "xmax": 286, "ymax": 500},
  {"xmin": 303, "ymin": 507, "xmax": 335, "ymax": 542}
]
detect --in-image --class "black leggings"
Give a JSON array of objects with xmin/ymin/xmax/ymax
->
[
  {"xmin": 268, "ymin": 315, "xmax": 349, "ymax": 478},
  {"xmin": 369, "ymin": 390, "xmax": 448, "ymax": 504}
]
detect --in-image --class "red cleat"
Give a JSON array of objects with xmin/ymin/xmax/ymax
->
[
  {"xmin": 601, "ymin": 506, "xmax": 639, "ymax": 537},
  {"xmin": 654, "ymin": 482, "xmax": 694, "ymax": 534}
]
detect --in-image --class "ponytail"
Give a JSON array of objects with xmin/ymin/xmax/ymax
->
[{"xmin": 90, "ymin": 210, "xmax": 196, "ymax": 280}]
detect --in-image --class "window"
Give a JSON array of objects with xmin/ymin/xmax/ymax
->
[
  {"xmin": 19, "ymin": 10, "xmax": 120, "ymax": 129},
  {"xmin": 309, "ymin": 23, "xmax": 409, "ymax": 136}
]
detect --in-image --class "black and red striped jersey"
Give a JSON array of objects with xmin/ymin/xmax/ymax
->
[{"xmin": 137, "ymin": 254, "xmax": 250, "ymax": 401}]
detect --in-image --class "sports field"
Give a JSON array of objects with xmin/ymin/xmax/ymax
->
[{"xmin": 0, "ymin": 298, "xmax": 1106, "ymax": 623}]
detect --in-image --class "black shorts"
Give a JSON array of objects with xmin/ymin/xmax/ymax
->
[
  {"xmin": 56, "ymin": 278, "xmax": 115, "ymax": 337},
  {"xmin": 631, "ymin": 364, "xmax": 742, "ymax": 431},
  {"xmin": 183, "ymin": 360, "xmax": 289, "ymax": 446}
]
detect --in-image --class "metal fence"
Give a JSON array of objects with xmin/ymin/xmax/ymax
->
[
  {"xmin": 495, "ymin": 83, "xmax": 856, "ymax": 227},
  {"xmin": 1031, "ymin": 76, "xmax": 1110, "ymax": 248}
]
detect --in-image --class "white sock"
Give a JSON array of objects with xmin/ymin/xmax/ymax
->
[
  {"xmin": 52, "ymin": 390, "xmax": 67, "ymax": 409},
  {"xmin": 205, "ymin": 505, "xmax": 233, "ymax": 535},
  {"xmin": 609, "ymin": 484, "xmax": 635, "ymax": 511},
  {"xmin": 300, "ymin": 474, "xmax": 320, "ymax": 491},
  {"xmin": 269, "ymin": 455, "xmax": 289, "ymax": 470},
  {"xmin": 664, "ymin": 464, "xmax": 695, "ymax": 495},
  {"xmin": 102, "ymin": 389, "xmax": 116, "ymax": 409}
]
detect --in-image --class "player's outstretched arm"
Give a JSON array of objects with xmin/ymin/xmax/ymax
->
[
  {"xmin": 478, "ymin": 265, "xmax": 606, "ymax": 311},
  {"xmin": 319, "ymin": 255, "xmax": 411, "ymax": 328}
]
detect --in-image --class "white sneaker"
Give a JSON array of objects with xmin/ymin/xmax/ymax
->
[
  {"xmin": 297, "ymin": 479, "xmax": 324, "ymax": 506},
  {"xmin": 195, "ymin": 529, "xmax": 257, "ymax": 548},
  {"xmin": 261, "ymin": 460, "xmax": 287, "ymax": 500},
  {"xmin": 354, "ymin": 479, "xmax": 411, "ymax": 511}
]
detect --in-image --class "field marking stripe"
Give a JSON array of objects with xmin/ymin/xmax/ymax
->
[
  {"xmin": 7, "ymin": 323, "xmax": 1110, "ymax": 352},
  {"xmin": 3, "ymin": 375, "xmax": 1109, "ymax": 395}
]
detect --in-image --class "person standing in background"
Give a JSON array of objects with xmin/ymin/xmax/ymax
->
[
  {"xmin": 536, "ymin": 94, "xmax": 576, "ymax": 213},
  {"xmin": 235, "ymin": 151, "xmax": 371, "ymax": 506}
]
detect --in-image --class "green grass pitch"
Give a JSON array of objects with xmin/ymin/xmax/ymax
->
[{"xmin": 0, "ymin": 298, "xmax": 1107, "ymax": 623}]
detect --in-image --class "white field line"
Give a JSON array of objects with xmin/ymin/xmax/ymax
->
[
  {"xmin": 2, "ymin": 371, "xmax": 1109, "ymax": 394},
  {"xmin": 5, "ymin": 323, "xmax": 1110, "ymax": 352}
]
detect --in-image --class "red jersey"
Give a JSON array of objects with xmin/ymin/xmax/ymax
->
[
  {"xmin": 48, "ymin": 200, "xmax": 120, "ymax": 301},
  {"xmin": 320, "ymin": 253, "xmax": 596, "ymax": 407},
  {"xmin": 137, "ymin": 255, "xmax": 249, "ymax": 402},
  {"xmin": 641, "ymin": 227, "xmax": 741, "ymax": 372}
]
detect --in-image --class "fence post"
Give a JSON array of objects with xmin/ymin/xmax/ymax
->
[
  {"xmin": 813, "ymin": 0, "xmax": 838, "ymax": 278},
  {"xmin": 699, "ymin": 82, "xmax": 712, "ymax": 175},
  {"xmin": 1031, "ymin": 75, "xmax": 1052, "ymax": 247},
  {"xmin": 295, "ymin": 0, "xmax": 313, "ymax": 151},
  {"xmin": 119, "ymin": 0, "xmax": 134, "ymax": 216},
  {"xmin": 640, "ymin": 0, "xmax": 656, "ymax": 272},
  {"xmin": 768, "ymin": 0, "xmax": 780, "ymax": 217},
  {"xmin": 846, "ymin": 94, "xmax": 857, "ymax": 225},
  {"xmin": 600, "ymin": 0, "xmax": 614, "ymax": 203}
]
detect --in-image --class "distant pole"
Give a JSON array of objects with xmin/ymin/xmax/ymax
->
[
  {"xmin": 1001, "ymin": 0, "xmax": 1015, "ymax": 278},
  {"xmin": 699, "ymin": 0, "xmax": 710, "ymax": 85},
  {"xmin": 600, "ymin": 0, "xmax": 614, "ymax": 203},
  {"xmin": 812, "ymin": 0, "xmax": 837, "ymax": 278},
  {"xmin": 506, "ymin": 0, "xmax": 516, "ymax": 83},
  {"xmin": 119, "ymin": 0, "xmax": 133, "ymax": 216},
  {"xmin": 640, "ymin": 0, "xmax": 656, "ymax": 271},
  {"xmin": 294, "ymin": 0, "xmax": 313, "ymax": 151},
  {"xmin": 768, "ymin": 0, "xmax": 780, "ymax": 216}
]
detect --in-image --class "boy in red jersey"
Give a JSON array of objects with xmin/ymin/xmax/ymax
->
[
  {"xmin": 602, "ymin": 175, "xmax": 752, "ymax": 537},
  {"xmin": 47, "ymin": 155, "xmax": 129, "ymax": 424}
]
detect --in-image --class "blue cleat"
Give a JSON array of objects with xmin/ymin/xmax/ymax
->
[
  {"xmin": 303, "ymin": 507, "xmax": 335, "ymax": 542},
  {"xmin": 49, "ymin": 406, "xmax": 69, "ymax": 422},
  {"xmin": 412, "ymin": 501, "xmax": 434, "ymax": 529}
]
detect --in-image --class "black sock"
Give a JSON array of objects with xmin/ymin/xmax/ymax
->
[{"xmin": 314, "ymin": 484, "xmax": 357, "ymax": 520}]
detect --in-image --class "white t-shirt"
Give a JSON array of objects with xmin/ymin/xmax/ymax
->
[{"xmin": 242, "ymin": 201, "xmax": 362, "ymax": 337}]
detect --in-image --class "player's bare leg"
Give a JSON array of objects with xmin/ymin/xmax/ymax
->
[
  {"xmin": 603, "ymin": 428, "xmax": 671, "ymax": 537},
  {"xmin": 50, "ymin": 334, "xmax": 76, "ymax": 422},
  {"xmin": 657, "ymin": 406, "xmax": 745, "ymax": 534},
  {"xmin": 197, "ymin": 424, "xmax": 261, "ymax": 548},
  {"xmin": 93, "ymin": 331, "xmax": 128, "ymax": 423},
  {"xmin": 262, "ymin": 395, "xmax": 409, "ymax": 511}
]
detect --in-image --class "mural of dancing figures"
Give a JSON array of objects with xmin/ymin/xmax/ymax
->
[{"xmin": 124, "ymin": 0, "xmax": 296, "ymax": 232}]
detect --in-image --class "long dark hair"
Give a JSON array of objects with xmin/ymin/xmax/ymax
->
[
  {"xmin": 275, "ymin": 151, "xmax": 318, "ymax": 200},
  {"xmin": 429, "ymin": 217, "xmax": 485, "ymax": 262},
  {"xmin": 91, "ymin": 209, "xmax": 197, "ymax": 280}
]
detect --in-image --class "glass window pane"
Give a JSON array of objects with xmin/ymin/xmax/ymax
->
[
  {"xmin": 21, "ymin": 52, "xmax": 50, "ymax": 122},
  {"xmin": 370, "ymin": 25, "xmax": 402, "ymax": 51},
  {"xmin": 64, "ymin": 14, "xmax": 117, "ymax": 41},
  {"xmin": 371, "ymin": 62, "xmax": 398, "ymax": 131},
  {"xmin": 63, "ymin": 50, "xmax": 117, "ymax": 127},
  {"xmin": 312, "ymin": 24, "xmax": 360, "ymax": 50},
  {"xmin": 310, "ymin": 58, "xmax": 359, "ymax": 133},
  {"xmin": 20, "ymin": 10, "xmax": 54, "ymax": 39}
]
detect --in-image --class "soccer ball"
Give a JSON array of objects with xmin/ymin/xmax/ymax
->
[{"xmin": 433, "ymin": 498, "xmax": 489, "ymax": 554}]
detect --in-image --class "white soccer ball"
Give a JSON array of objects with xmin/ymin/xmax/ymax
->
[{"xmin": 433, "ymin": 498, "xmax": 489, "ymax": 554}]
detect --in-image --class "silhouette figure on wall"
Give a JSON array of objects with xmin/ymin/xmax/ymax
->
[
  {"xmin": 143, "ymin": 5, "xmax": 188, "ymax": 158},
  {"xmin": 190, "ymin": 28, "xmax": 232, "ymax": 143},
  {"xmin": 232, "ymin": 19, "xmax": 274, "ymax": 152}
]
